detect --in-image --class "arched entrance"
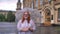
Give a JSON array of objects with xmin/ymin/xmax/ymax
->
[{"xmin": 44, "ymin": 9, "xmax": 51, "ymax": 26}]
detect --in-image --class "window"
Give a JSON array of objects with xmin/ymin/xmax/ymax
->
[
  {"xmin": 32, "ymin": 1, "xmax": 33, "ymax": 9},
  {"xmin": 36, "ymin": 0, "xmax": 38, "ymax": 8},
  {"xmin": 58, "ymin": 8, "xmax": 60, "ymax": 22},
  {"xmin": 45, "ymin": 9, "xmax": 51, "ymax": 16},
  {"xmin": 40, "ymin": 0, "xmax": 43, "ymax": 5},
  {"xmin": 51, "ymin": 15, "xmax": 53, "ymax": 20}
]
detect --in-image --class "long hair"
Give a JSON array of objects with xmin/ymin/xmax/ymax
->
[{"xmin": 22, "ymin": 12, "xmax": 30, "ymax": 23}]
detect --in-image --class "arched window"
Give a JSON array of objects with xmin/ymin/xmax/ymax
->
[{"xmin": 45, "ymin": 9, "xmax": 51, "ymax": 16}]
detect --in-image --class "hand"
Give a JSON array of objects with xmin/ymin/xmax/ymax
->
[
  {"xmin": 29, "ymin": 27, "xmax": 33, "ymax": 32},
  {"xmin": 21, "ymin": 27, "xmax": 29, "ymax": 32},
  {"xmin": 29, "ymin": 27, "xmax": 33, "ymax": 30}
]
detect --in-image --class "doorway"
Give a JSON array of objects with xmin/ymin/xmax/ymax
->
[{"xmin": 44, "ymin": 9, "xmax": 51, "ymax": 26}]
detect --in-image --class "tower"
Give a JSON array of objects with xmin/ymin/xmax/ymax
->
[
  {"xmin": 16, "ymin": 0, "xmax": 21, "ymax": 10},
  {"xmin": 23, "ymin": 0, "xmax": 32, "ymax": 8}
]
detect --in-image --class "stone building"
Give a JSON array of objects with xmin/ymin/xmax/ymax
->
[
  {"xmin": 16, "ymin": 0, "xmax": 60, "ymax": 26},
  {"xmin": 40, "ymin": 0, "xmax": 60, "ymax": 26}
]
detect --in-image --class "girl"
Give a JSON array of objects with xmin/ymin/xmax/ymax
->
[{"xmin": 17, "ymin": 11, "xmax": 36, "ymax": 34}]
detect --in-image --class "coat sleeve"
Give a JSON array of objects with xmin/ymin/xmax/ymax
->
[{"xmin": 17, "ymin": 20, "xmax": 22, "ymax": 31}]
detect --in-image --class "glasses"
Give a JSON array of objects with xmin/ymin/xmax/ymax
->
[{"xmin": 24, "ymin": 14, "xmax": 28, "ymax": 16}]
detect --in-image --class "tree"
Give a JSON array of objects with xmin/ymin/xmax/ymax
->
[
  {"xmin": 7, "ymin": 11, "xmax": 15, "ymax": 22},
  {"xmin": 0, "ymin": 14, "xmax": 5, "ymax": 21}
]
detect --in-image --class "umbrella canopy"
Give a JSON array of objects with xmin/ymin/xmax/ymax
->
[{"xmin": 15, "ymin": 8, "xmax": 41, "ymax": 23}]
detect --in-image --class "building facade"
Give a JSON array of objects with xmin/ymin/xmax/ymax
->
[{"xmin": 16, "ymin": 0, "xmax": 60, "ymax": 26}]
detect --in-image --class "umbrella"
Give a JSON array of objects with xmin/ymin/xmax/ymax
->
[{"xmin": 15, "ymin": 8, "xmax": 41, "ymax": 24}]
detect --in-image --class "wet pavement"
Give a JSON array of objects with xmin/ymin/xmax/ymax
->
[
  {"xmin": 33, "ymin": 26, "xmax": 57, "ymax": 34},
  {"xmin": 0, "ymin": 22, "xmax": 17, "ymax": 34},
  {"xmin": 0, "ymin": 22, "xmax": 60, "ymax": 34}
]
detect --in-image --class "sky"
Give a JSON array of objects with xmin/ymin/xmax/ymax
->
[
  {"xmin": 0, "ymin": 0, "xmax": 17, "ymax": 11},
  {"xmin": 0, "ymin": 0, "xmax": 50, "ymax": 11}
]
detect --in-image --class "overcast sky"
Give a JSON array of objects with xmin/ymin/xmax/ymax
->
[{"xmin": 0, "ymin": 0, "xmax": 17, "ymax": 11}]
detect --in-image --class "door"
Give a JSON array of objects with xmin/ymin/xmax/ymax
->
[{"xmin": 44, "ymin": 9, "xmax": 51, "ymax": 26}]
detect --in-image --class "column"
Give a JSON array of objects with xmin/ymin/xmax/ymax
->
[
  {"xmin": 38, "ymin": 0, "xmax": 40, "ymax": 9},
  {"xmin": 33, "ymin": 0, "xmax": 36, "ymax": 9}
]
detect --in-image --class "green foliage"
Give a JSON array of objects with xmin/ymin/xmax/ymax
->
[
  {"xmin": 0, "ymin": 11, "xmax": 15, "ymax": 22},
  {"xmin": 7, "ymin": 11, "xmax": 15, "ymax": 22},
  {"xmin": 0, "ymin": 14, "xmax": 5, "ymax": 21}
]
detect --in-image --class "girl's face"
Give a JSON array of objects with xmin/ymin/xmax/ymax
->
[{"xmin": 23, "ymin": 12, "xmax": 29, "ymax": 19}]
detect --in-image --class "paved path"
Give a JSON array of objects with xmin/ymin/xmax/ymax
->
[
  {"xmin": 0, "ymin": 22, "xmax": 17, "ymax": 34},
  {"xmin": 33, "ymin": 26, "xmax": 57, "ymax": 34},
  {"xmin": 0, "ymin": 22, "xmax": 59, "ymax": 34}
]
